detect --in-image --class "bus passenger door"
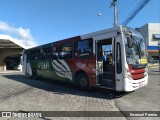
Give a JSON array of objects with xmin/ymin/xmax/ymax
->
[
  {"xmin": 96, "ymin": 38, "xmax": 115, "ymax": 90},
  {"xmin": 96, "ymin": 41, "xmax": 103, "ymax": 85}
]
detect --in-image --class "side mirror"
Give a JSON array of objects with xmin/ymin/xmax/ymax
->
[{"xmin": 127, "ymin": 37, "xmax": 133, "ymax": 48}]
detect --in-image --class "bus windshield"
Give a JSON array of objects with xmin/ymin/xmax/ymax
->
[
  {"xmin": 125, "ymin": 36, "xmax": 147, "ymax": 65},
  {"xmin": 139, "ymin": 39, "xmax": 147, "ymax": 59}
]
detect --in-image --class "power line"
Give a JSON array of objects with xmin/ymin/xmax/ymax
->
[
  {"xmin": 119, "ymin": 0, "xmax": 136, "ymax": 23},
  {"xmin": 121, "ymin": 0, "xmax": 151, "ymax": 26}
]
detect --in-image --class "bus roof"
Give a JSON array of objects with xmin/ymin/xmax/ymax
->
[
  {"xmin": 81, "ymin": 25, "xmax": 122, "ymax": 39},
  {"xmin": 26, "ymin": 25, "xmax": 140, "ymax": 51}
]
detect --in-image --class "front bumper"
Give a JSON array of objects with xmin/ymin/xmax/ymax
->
[{"xmin": 124, "ymin": 74, "xmax": 148, "ymax": 92}]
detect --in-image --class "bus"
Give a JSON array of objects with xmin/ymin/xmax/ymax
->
[{"xmin": 22, "ymin": 26, "xmax": 148, "ymax": 92}]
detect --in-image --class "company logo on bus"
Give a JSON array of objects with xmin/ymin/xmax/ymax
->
[{"xmin": 38, "ymin": 62, "xmax": 49, "ymax": 70}]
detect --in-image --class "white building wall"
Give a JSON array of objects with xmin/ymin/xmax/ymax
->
[
  {"xmin": 148, "ymin": 23, "xmax": 160, "ymax": 46},
  {"xmin": 140, "ymin": 23, "xmax": 160, "ymax": 46},
  {"xmin": 140, "ymin": 23, "xmax": 160, "ymax": 62}
]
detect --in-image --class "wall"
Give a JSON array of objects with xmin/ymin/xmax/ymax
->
[
  {"xmin": 140, "ymin": 23, "xmax": 160, "ymax": 62},
  {"xmin": 140, "ymin": 24, "xmax": 149, "ymax": 46},
  {"xmin": 140, "ymin": 23, "xmax": 160, "ymax": 46},
  {"xmin": 148, "ymin": 23, "xmax": 160, "ymax": 46}
]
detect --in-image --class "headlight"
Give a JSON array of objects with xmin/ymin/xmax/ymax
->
[{"xmin": 125, "ymin": 68, "xmax": 132, "ymax": 80}]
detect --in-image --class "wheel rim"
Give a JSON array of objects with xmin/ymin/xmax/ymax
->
[{"xmin": 79, "ymin": 77, "xmax": 87, "ymax": 87}]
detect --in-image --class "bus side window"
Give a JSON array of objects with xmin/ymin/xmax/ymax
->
[
  {"xmin": 59, "ymin": 43, "xmax": 73, "ymax": 59},
  {"xmin": 47, "ymin": 47, "xmax": 52, "ymax": 60},
  {"xmin": 48, "ymin": 46, "xmax": 58, "ymax": 60},
  {"xmin": 37, "ymin": 49, "xmax": 43, "ymax": 60},
  {"xmin": 44, "ymin": 48, "xmax": 48, "ymax": 60},
  {"xmin": 116, "ymin": 42, "xmax": 122, "ymax": 74},
  {"xmin": 39, "ymin": 49, "xmax": 44, "ymax": 60},
  {"xmin": 39, "ymin": 48, "xmax": 48, "ymax": 60},
  {"xmin": 52, "ymin": 46, "xmax": 58, "ymax": 59},
  {"xmin": 75, "ymin": 39, "xmax": 93, "ymax": 57},
  {"xmin": 30, "ymin": 50, "xmax": 37, "ymax": 60}
]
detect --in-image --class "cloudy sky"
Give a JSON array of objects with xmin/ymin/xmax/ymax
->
[
  {"xmin": 0, "ymin": 21, "xmax": 37, "ymax": 48},
  {"xmin": 0, "ymin": 0, "xmax": 159, "ymax": 47}
]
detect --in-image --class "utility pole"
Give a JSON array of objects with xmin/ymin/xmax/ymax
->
[{"xmin": 111, "ymin": 0, "xmax": 117, "ymax": 27}]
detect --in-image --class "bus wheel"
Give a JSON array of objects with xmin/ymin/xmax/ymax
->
[
  {"xmin": 32, "ymin": 69, "xmax": 37, "ymax": 80},
  {"xmin": 76, "ymin": 73, "xmax": 90, "ymax": 90}
]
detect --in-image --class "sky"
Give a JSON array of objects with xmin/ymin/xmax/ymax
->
[{"xmin": 0, "ymin": 0, "xmax": 160, "ymax": 48}]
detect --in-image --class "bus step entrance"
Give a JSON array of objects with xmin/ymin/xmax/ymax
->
[
  {"xmin": 103, "ymin": 72, "xmax": 113, "ymax": 79},
  {"xmin": 101, "ymin": 79, "xmax": 114, "ymax": 89},
  {"xmin": 98, "ymin": 72, "xmax": 114, "ymax": 89}
]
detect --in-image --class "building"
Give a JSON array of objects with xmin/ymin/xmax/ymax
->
[
  {"xmin": 139, "ymin": 23, "xmax": 160, "ymax": 63},
  {"xmin": 0, "ymin": 35, "xmax": 26, "ymax": 71}
]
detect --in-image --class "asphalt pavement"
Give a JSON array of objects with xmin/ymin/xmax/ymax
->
[{"xmin": 115, "ymin": 67, "xmax": 160, "ymax": 120}]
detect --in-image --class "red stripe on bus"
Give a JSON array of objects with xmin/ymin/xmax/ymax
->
[
  {"xmin": 128, "ymin": 65, "xmax": 145, "ymax": 80},
  {"xmin": 128, "ymin": 65, "xmax": 145, "ymax": 73},
  {"xmin": 132, "ymin": 73, "xmax": 144, "ymax": 80}
]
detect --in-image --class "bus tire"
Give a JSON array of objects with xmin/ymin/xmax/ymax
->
[
  {"xmin": 76, "ymin": 73, "xmax": 90, "ymax": 91},
  {"xmin": 32, "ymin": 69, "xmax": 37, "ymax": 80}
]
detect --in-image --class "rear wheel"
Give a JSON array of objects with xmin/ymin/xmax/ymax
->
[
  {"xmin": 32, "ymin": 69, "xmax": 37, "ymax": 80},
  {"xmin": 76, "ymin": 73, "xmax": 90, "ymax": 90}
]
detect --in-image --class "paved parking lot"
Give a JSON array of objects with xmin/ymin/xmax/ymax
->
[
  {"xmin": 0, "ymin": 72, "xmax": 126, "ymax": 120},
  {"xmin": 0, "ymin": 68, "xmax": 159, "ymax": 120}
]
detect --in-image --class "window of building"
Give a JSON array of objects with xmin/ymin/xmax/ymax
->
[
  {"xmin": 152, "ymin": 56, "xmax": 159, "ymax": 60},
  {"xmin": 153, "ymin": 34, "xmax": 160, "ymax": 40}
]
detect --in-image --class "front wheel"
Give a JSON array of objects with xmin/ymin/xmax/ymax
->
[{"xmin": 76, "ymin": 73, "xmax": 90, "ymax": 91}]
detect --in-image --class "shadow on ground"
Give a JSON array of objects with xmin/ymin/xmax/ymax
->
[{"xmin": 1, "ymin": 73, "xmax": 132, "ymax": 100}]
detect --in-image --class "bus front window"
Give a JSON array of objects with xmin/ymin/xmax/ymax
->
[
  {"xmin": 125, "ymin": 37, "xmax": 140, "ymax": 65},
  {"xmin": 139, "ymin": 39, "xmax": 147, "ymax": 59}
]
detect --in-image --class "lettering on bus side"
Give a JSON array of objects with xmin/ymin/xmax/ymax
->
[{"xmin": 38, "ymin": 62, "xmax": 49, "ymax": 70}]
